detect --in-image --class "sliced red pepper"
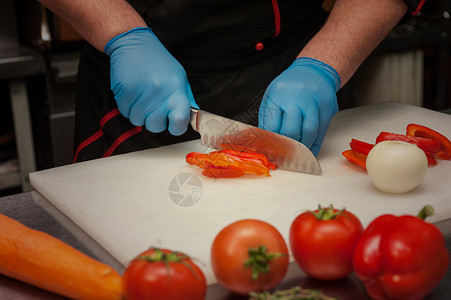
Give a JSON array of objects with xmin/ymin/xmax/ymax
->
[
  {"xmin": 219, "ymin": 143, "xmax": 278, "ymax": 169},
  {"xmin": 186, "ymin": 149, "xmax": 272, "ymax": 178},
  {"xmin": 224, "ymin": 160, "xmax": 270, "ymax": 176},
  {"xmin": 202, "ymin": 168, "xmax": 246, "ymax": 178},
  {"xmin": 186, "ymin": 152, "xmax": 209, "ymax": 169},
  {"xmin": 350, "ymin": 139, "xmax": 374, "ymax": 156},
  {"xmin": 406, "ymin": 124, "xmax": 451, "ymax": 160},
  {"xmin": 345, "ymin": 138, "xmax": 436, "ymax": 167},
  {"xmin": 342, "ymin": 150, "xmax": 367, "ymax": 170},
  {"xmin": 205, "ymin": 156, "xmax": 270, "ymax": 177},
  {"xmin": 187, "ymin": 152, "xmax": 237, "ymax": 170},
  {"xmin": 217, "ymin": 149, "xmax": 270, "ymax": 167},
  {"xmin": 201, "ymin": 162, "xmax": 245, "ymax": 178},
  {"xmin": 267, "ymin": 162, "xmax": 277, "ymax": 170},
  {"xmin": 424, "ymin": 151, "xmax": 438, "ymax": 166},
  {"xmin": 376, "ymin": 132, "xmax": 440, "ymax": 154}
]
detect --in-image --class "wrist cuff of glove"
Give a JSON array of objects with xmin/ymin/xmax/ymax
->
[
  {"xmin": 293, "ymin": 57, "xmax": 341, "ymax": 92},
  {"xmin": 104, "ymin": 27, "xmax": 154, "ymax": 56}
]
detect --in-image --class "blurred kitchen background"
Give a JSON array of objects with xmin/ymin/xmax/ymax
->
[{"xmin": 1, "ymin": 0, "xmax": 451, "ymax": 196}]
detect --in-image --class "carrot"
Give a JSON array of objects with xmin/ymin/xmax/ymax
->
[{"xmin": 0, "ymin": 213, "xmax": 123, "ymax": 299}]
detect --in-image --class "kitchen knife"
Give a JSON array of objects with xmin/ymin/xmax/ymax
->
[{"xmin": 189, "ymin": 108, "xmax": 322, "ymax": 175}]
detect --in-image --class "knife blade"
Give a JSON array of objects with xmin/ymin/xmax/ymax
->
[{"xmin": 189, "ymin": 108, "xmax": 322, "ymax": 175}]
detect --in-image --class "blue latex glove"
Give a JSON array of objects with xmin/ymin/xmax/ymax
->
[
  {"xmin": 105, "ymin": 27, "xmax": 198, "ymax": 135},
  {"xmin": 258, "ymin": 57, "xmax": 340, "ymax": 156}
]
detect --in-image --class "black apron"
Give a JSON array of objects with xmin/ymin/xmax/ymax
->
[{"xmin": 74, "ymin": 0, "xmax": 327, "ymax": 162}]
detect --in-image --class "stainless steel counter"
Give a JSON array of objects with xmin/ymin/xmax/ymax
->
[{"xmin": 1, "ymin": 191, "xmax": 450, "ymax": 299}]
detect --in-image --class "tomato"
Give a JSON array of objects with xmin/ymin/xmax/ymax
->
[
  {"xmin": 211, "ymin": 219, "xmax": 289, "ymax": 295},
  {"xmin": 289, "ymin": 205, "xmax": 363, "ymax": 280},
  {"xmin": 122, "ymin": 248, "xmax": 206, "ymax": 300}
]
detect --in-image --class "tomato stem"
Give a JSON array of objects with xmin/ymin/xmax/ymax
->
[
  {"xmin": 136, "ymin": 248, "xmax": 202, "ymax": 280},
  {"xmin": 312, "ymin": 205, "xmax": 343, "ymax": 221},
  {"xmin": 137, "ymin": 248, "xmax": 186, "ymax": 263},
  {"xmin": 417, "ymin": 205, "xmax": 434, "ymax": 220},
  {"xmin": 244, "ymin": 246, "xmax": 286, "ymax": 280}
]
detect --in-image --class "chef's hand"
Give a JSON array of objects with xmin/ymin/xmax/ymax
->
[
  {"xmin": 105, "ymin": 27, "xmax": 198, "ymax": 135},
  {"xmin": 258, "ymin": 57, "xmax": 340, "ymax": 156}
]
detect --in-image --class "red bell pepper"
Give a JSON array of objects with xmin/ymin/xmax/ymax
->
[
  {"xmin": 376, "ymin": 132, "xmax": 440, "ymax": 154},
  {"xmin": 376, "ymin": 132, "xmax": 439, "ymax": 165},
  {"xmin": 186, "ymin": 145, "xmax": 275, "ymax": 178},
  {"xmin": 350, "ymin": 138, "xmax": 374, "ymax": 156},
  {"xmin": 406, "ymin": 124, "xmax": 451, "ymax": 160},
  {"xmin": 219, "ymin": 143, "xmax": 279, "ymax": 169},
  {"xmin": 342, "ymin": 138, "xmax": 374, "ymax": 170},
  {"xmin": 424, "ymin": 152, "xmax": 438, "ymax": 166},
  {"xmin": 208, "ymin": 152, "xmax": 271, "ymax": 176},
  {"xmin": 342, "ymin": 150, "xmax": 367, "ymax": 170},
  {"xmin": 201, "ymin": 162, "xmax": 245, "ymax": 178},
  {"xmin": 353, "ymin": 206, "xmax": 449, "ymax": 300},
  {"xmin": 186, "ymin": 152, "xmax": 209, "ymax": 169},
  {"xmin": 217, "ymin": 149, "xmax": 276, "ymax": 170},
  {"xmin": 213, "ymin": 149, "xmax": 269, "ymax": 166}
]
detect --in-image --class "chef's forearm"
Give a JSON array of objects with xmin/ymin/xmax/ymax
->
[
  {"xmin": 37, "ymin": 0, "xmax": 147, "ymax": 52},
  {"xmin": 299, "ymin": 0, "xmax": 408, "ymax": 87}
]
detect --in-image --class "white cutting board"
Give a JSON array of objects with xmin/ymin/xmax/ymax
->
[{"xmin": 30, "ymin": 102, "xmax": 451, "ymax": 284}]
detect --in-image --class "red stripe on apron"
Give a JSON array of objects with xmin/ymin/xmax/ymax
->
[
  {"xmin": 271, "ymin": 0, "xmax": 281, "ymax": 37},
  {"xmin": 102, "ymin": 126, "xmax": 143, "ymax": 158},
  {"xmin": 411, "ymin": 0, "xmax": 425, "ymax": 15},
  {"xmin": 73, "ymin": 108, "xmax": 121, "ymax": 163}
]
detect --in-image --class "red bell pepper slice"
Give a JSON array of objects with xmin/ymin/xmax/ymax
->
[
  {"xmin": 202, "ymin": 169, "xmax": 246, "ymax": 178},
  {"xmin": 205, "ymin": 152, "xmax": 238, "ymax": 168},
  {"xmin": 342, "ymin": 150, "xmax": 367, "ymax": 170},
  {"xmin": 376, "ymin": 132, "xmax": 440, "ymax": 154},
  {"xmin": 186, "ymin": 152, "xmax": 209, "ymax": 169},
  {"xmin": 228, "ymin": 160, "xmax": 271, "ymax": 176},
  {"xmin": 201, "ymin": 162, "xmax": 245, "ymax": 178},
  {"xmin": 353, "ymin": 206, "xmax": 449, "ymax": 300},
  {"xmin": 345, "ymin": 138, "xmax": 437, "ymax": 167},
  {"xmin": 219, "ymin": 143, "xmax": 277, "ymax": 169},
  {"xmin": 213, "ymin": 149, "xmax": 269, "ymax": 165},
  {"xmin": 207, "ymin": 153, "xmax": 271, "ymax": 176},
  {"xmin": 350, "ymin": 138, "xmax": 374, "ymax": 156},
  {"xmin": 186, "ymin": 148, "xmax": 273, "ymax": 178},
  {"xmin": 424, "ymin": 152, "xmax": 438, "ymax": 166},
  {"xmin": 216, "ymin": 149, "xmax": 277, "ymax": 170},
  {"xmin": 406, "ymin": 124, "xmax": 451, "ymax": 160}
]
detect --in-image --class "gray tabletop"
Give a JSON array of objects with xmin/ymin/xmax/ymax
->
[{"xmin": 1, "ymin": 191, "xmax": 450, "ymax": 299}]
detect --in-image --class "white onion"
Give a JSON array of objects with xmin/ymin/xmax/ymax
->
[{"xmin": 366, "ymin": 141, "xmax": 428, "ymax": 193}]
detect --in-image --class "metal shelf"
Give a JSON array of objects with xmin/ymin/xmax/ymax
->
[
  {"xmin": 0, "ymin": 159, "xmax": 20, "ymax": 190},
  {"xmin": 0, "ymin": 0, "xmax": 46, "ymax": 193}
]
